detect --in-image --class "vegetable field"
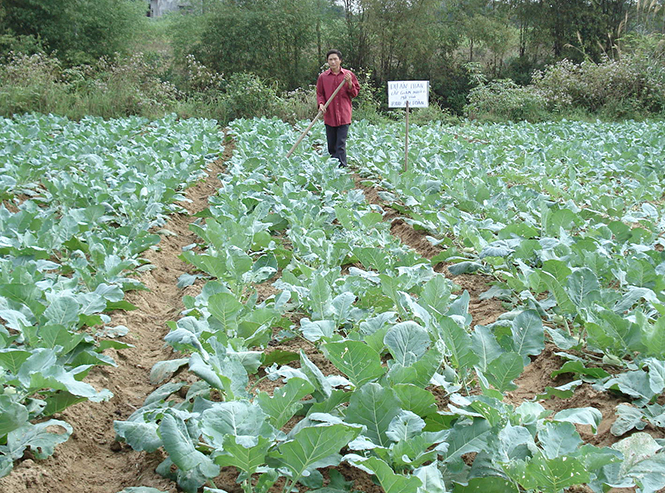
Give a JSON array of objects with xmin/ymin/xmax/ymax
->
[{"xmin": 1, "ymin": 115, "xmax": 665, "ymax": 493}]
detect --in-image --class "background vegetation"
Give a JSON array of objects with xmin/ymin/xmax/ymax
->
[{"xmin": 0, "ymin": 0, "xmax": 664, "ymax": 122}]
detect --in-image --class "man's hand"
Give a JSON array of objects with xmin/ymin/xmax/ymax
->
[
  {"xmin": 344, "ymin": 72, "xmax": 352, "ymax": 88},
  {"xmin": 319, "ymin": 103, "xmax": 326, "ymax": 113}
]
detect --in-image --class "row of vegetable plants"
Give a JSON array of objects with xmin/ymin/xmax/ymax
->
[
  {"xmin": 0, "ymin": 114, "xmax": 223, "ymax": 477},
  {"xmin": 116, "ymin": 118, "xmax": 664, "ymax": 493},
  {"xmin": 351, "ymin": 119, "xmax": 665, "ymax": 485},
  {"xmin": 350, "ymin": 119, "xmax": 665, "ymax": 433}
]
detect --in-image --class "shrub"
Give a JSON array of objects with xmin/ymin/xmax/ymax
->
[
  {"xmin": 222, "ymin": 72, "xmax": 280, "ymax": 121},
  {"xmin": 81, "ymin": 53, "xmax": 182, "ymax": 118},
  {"xmin": 0, "ymin": 51, "xmax": 182, "ymax": 119},
  {"xmin": 0, "ymin": 0, "xmax": 144, "ymax": 64},
  {"xmin": 276, "ymin": 85, "xmax": 318, "ymax": 123},
  {"xmin": 0, "ymin": 52, "xmax": 73, "ymax": 115},
  {"xmin": 465, "ymin": 78, "xmax": 550, "ymax": 122},
  {"xmin": 532, "ymin": 36, "xmax": 665, "ymax": 118}
]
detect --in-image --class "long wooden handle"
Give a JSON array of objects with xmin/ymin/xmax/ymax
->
[{"xmin": 286, "ymin": 78, "xmax": 347, "ymax": 158}]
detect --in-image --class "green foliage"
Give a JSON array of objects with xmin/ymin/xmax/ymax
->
[
  {"xmin": 223, "ymin": 73, "xmax": 281, "ymax": 121},
  {"xmin": 0, "ymin": 113, "xmax": 223, "ymax": 476},
  {"xmin": 0, "ymin": 52, "xmax": 182, "ymax": 119},
  {"xmin": 0, "ymin": 0, "xmax": 144, "ymax": 64},
  {"xmin": 467, "ymin": 33, "xmax": 665, "ymax": 122},
  {"xmin": 465, "ymin": 78, "xmax": 552, "ymax": 122},
  {"xmin": 533, "ymin": 43, "xmax": 665, "ymax": 117},
  {"xmin": 112, "ymin": 116, "xmax": 665, "ymax": 493},
  {"xmin": 184, "ymin": 0, "xmax": 319, "ymax": 90}
]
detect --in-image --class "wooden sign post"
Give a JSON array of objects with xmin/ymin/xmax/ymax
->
[{"xmin": 387, "ymin": 80, "xmax": 429, "ymax": 172}]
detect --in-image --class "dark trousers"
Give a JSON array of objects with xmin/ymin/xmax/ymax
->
[{"xmin": 325, "ymin": 124, "xmax": 350, "ymax": 167}]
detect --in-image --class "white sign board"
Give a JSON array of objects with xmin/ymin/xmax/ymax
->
[{"xmin": 388, "ymin": 80, "xmax": 429, "ymax": 108}]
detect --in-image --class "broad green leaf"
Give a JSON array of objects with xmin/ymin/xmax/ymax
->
[
  {"xmin": 300, "ymin": 318, "xmax": 336, "ymax": 342},
  {"xmin": 611, "ymin": 432, "xmax": 661, "ymax": 473},
  {"xmin": 299, "ymin": 350, "xmax": 332, "ymax": 400},
  {"xmin": 626, "ymin": 258, "xmax": 657, "ymax": 288},
  {"xmin": 539, "ymin": 271, "xmax": 575, "ymax": 315},
  {"xmin": 480, "ymin": 242, "xmax": 514, "ymax": 258},
  {"xmin": 43, "ymin": 391, "xmax": 87, "ymax": 416},
  {"xmin": 498, "ymin": 423, "xmax": 536, "ymax": 458},
  {"xmin": 550, "ymin": 360, "xmax": 610, "ymax": 380},
  {"xmin": 414, "ymin": 462, "xmax": 448, "ymax": 493},
  {"xmin": 275, "ymin": 424, "xmax": 359, "ymax": 481},
  {"xmin": 354, "ymin": 247, "xmax": 390, "ymax": 272},
  {"xmin": 208, "ymin": 292, "xmax": 243, "ymax": 329},
  {"xmin": 448, "ymin": 261, "xmax": 484, "ymax": 276},
  {"xmin": 454, "ymin": 477, "xmax": 518, "ymax": 492},
  {"xmin": 386, "ymin": 410, "xmax": 425, "ymax": 442},
  {"xmin": 553, "ymin": 407, "xmax": 602, "ymax": 434},
  {"xmin": 387, "ymin": 348, "xmax": 442, "ymax": 387},
  {"xmin": 359, "ymin": 211, "xmax": 383, "ymax": 229},
  {"xmin": 159, "ymin": 413, "xmax": 219, "ymax": 478},
  {"xmin": 470, "ymin": 325, "xmax": 503, "ymax": 372},
  {"xmin": 538, "ymin": 421, "xmax": 583, "ymax": 459},
  {"xmin": 644, "ymin": 315, "xmax": 665, "ymax": 358},
  {"xmin": 310, "ymin": 276, "xmax": 333, "ymax": 320},
  {"xmin": 0, "ymin": 395, "xmax": 28, "ymax": 437},
  {"xmin": 39, "ymin": 325, "xmax": 85, "ymax": 353},
  {"xmin": 345, "ymin": 383, "xmax": 401, "ymax": 448},
  {"xmin": 536, "ymin": 380, "xmax": 581, "ymax": 401},
  {"xmin": 510, "ymin": 310, "xmax": 544, "ymax": 361},
  {"xmin": 626, "ymin": 453, "xmax": 665, "ymax": 493},
  {"xmin": 393, "ymin": 383, "xmax": 438, "ymax": 418},
  {"xmin": 442, "ymin": 418, "xmax": 493, "ymax": 465},
  {"xmin": 144, "ymin": 382, "xmax": 186, "ymax": 406},
  {"xmin": 226, "ymin": 246, "xmax": 253, "ymax": 280},
  {"xmin": 548, "ymin": 208, "xmax": 580, "ymax": 234},
  {"xmin": 188, "ymin": 352, "xmax": 224, "ymax": 390},
  {"xmin": 323, "ymin": 340, "xmax": 385, "ymax": 388},
  {"xmin": 114, "ymin": 420, "xmax": 162, "ymax": 452},
  {"xmin": 566, "ymin": 268, "xmax": 601, "ymax": 308},
  {"xmin": 180, "ymin": 252, "xmax": 226, "ymax": 279},
  {"xmin": 150, "ymin": 358, "xmax": 189, "ymax": 385},
  {"xmin": 505, "ymin": 453, "xmax": 589, "ymax": 493},
  {"xmin": 262, "ymin": 349, "xmax": 299, "ymax": 367},
  {"xmin": 331, "ymin": 291, "xmax": 356, "ymax": 324},
  {"xmin": 611, "ymin": 404, "xmax": 646, "ymax": 436},
  {"xmin": 419, "ymin": 275, "xmax": 452, "ymax": 320},
  {"xmin": 0, "ymin": 349, "xmax": 31, "ymax": 374},
  {"xmin": 43, "ymin": 296, "xmax": 80, "ymax": 326},
  {"xmin": 605, "ymin": 369, "xmax": 655, "ymax": 406},
  {"xmin": 248, "ymin": 253, "xmax": 278, "ymax": 283},
  {"xmin": 484, "ymin": 352, "xmax": 524, "ymax": 392},
  {"xmin": 257, "ymin": 377, "xmax": 315, "ymax": 429},
  {"xmin": 7, "ymin": 420, "xmax": 72, "ymax": 460},
  {"xmin": 27, "ymin": 365, "xmax": 112, "ymax": 402},
  {"xmin": 360, "ymin": 457, "xmax": 422, "ymax": 493},
  {"xmin": 436, "ymin": 317, "xmax": 479, "ymax": 370},
  {"xmin": 200, "ymin": 401, "xmax": 275, "ymax": 448},
  {"xmin": 214, "ymin": 434, "xmax": 271, "ymax": 476},
  {"xmin": 541, "ymin": 259, "xmax": 572, "ymax": 284}
]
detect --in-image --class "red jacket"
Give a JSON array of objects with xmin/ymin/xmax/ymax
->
[{"xmin": 316, "ymin": 68, "xmax": 360, "ymax": 127}]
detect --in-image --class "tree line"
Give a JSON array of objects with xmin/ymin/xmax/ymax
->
[{"xmin": 0, "ymin": 0, "xmax": 664, "ymax": 117}]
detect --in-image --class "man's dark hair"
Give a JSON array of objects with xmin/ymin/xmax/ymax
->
[{"xmin": 326, "ymin": 49, "xmax": 342, "ymax": 60}]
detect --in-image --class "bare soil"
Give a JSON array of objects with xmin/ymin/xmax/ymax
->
[{"xmin": 1, "ymin": 146, "xmax": 662, "ymax": 493}]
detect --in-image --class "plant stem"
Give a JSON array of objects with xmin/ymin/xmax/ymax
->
[{"xmin": 248, "ymin": 373, "xmax": 269, "ymax": 395}]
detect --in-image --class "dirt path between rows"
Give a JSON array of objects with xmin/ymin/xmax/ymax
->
[{"xmin": 0, "ymin": 150, "xmax": 228, "ymax": 493}]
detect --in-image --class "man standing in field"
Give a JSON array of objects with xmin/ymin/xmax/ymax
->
[{"xmin": 316, "ymin": 49, "xmax": 360, "ymax": 168}]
